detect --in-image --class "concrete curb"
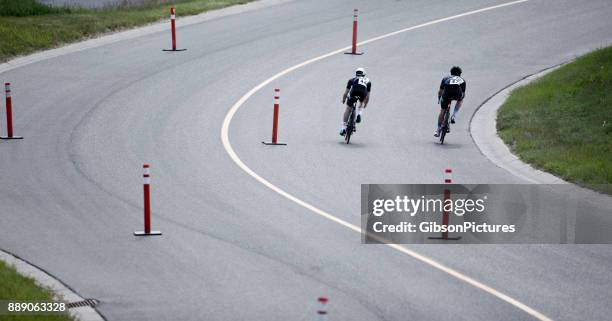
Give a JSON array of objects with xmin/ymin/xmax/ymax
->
[
  {"xmin": 0, "ymin": 0, "xmax": 292, "ymax": 74},
  {"xmin": 0, "ymin": 249, "xmax": 106, "ymax": 321},
  {"xmin": 470, "ymin": 64, "xmax": 565, "ymax": 184},
  {"xmin": 470, "ymin": 63, "xmax": 612, "ymax": 208}
]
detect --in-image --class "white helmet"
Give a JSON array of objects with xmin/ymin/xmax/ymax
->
[{"xmin": 355, "ymin": 67, "xmax": 366, "ymax": 77}]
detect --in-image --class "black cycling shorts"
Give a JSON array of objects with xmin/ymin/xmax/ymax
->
[
  {"xmin": 440, "ymin": 97, "xmax": 455, "ymax": 110},
  {"xmin": 347, "ymin": 93, "xmax": 365, "ymax": 107}
]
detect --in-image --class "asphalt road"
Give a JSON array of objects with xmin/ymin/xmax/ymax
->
[{"xmin": 1, "ymin": 0, "xmax": 612, "ymax": 320}]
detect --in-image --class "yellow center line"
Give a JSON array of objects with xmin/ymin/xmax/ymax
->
[{"xmin": 221, "ymin": 1, "xmax": 554, "ymax": 320}]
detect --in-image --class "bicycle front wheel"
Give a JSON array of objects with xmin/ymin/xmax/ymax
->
[{"xmin": 345, "ymin": 124, "xmax": 352, "ymax": 144}]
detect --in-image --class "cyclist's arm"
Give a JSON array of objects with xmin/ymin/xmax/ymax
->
[
  {"xmin": 363, "ymin": 82, "xmax": 371, "ymax": 107},
  {"xmin": 456, "ymin": 81, "xmax": 466, "ymax": 110},
  {"xmin": 343, "ymin": 79, "xmax": 354, "ymax": 103},
  {"xmin": 342, "ymin": 88, "xmax": 350, "ymax": 103},
  {"xmin": 438, "ymin": 78, "xmax": 446, "ymax": 103}
]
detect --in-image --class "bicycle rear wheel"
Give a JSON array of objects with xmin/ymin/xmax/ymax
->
[
  {"xmin": 345, "ymin": 107, "xmax": 356, "ymax": 144},
  {"xmin": 439, "ymin": 109, "xmax": 450, "ymax": 144}
]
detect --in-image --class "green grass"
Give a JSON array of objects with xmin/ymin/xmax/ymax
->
[
  {"xmin": 0, "ymin": 260, "xmax": 73, "ymax": 321},
  {"xmin": 497, "ymin": 46, "xmax": 612, "ymax": 193},
  {"xmin": 0, "ymin": 0, "xmax": 70, "ymax": 17},
  {"xmin": 0, "ymin": 0, "xmax": 253, "ymax": 62}
]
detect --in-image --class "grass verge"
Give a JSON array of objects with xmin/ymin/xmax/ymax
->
[
  {"xmin": 0, "ymin": 0, "xmax": 253, "ymax": 62},
  {"xmin": 497, "ymin": 46, "xmax": 612, "ymax": 193},
  {"xmin": 0, "ymin": 259, "xmax": 74, "ymax": 321}
]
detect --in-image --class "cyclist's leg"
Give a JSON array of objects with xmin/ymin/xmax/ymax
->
[
  {"xmin": 341, "ymin": 98, "xmax": 354, "ymax": 135},
  {"xmin": 356, "ymin": 98, "xmax": 364, "ymax": 123},
  {"xmin": 436, "ymin": 99, "xmax": 451, "ymax": 135},
  {"xmin": 343, "ymin": 105, "xmax": 352, "ymax": 124},
  {"xmin": 438, "ymin": 99, "xmax": 450, "ymax": 125},
  {"xmin": 451, "ymin": 99, "xmax": 463, "ymax": 123}
]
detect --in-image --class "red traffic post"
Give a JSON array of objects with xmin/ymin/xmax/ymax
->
[
  {"xmin": 344, "ymin": 9, "xmax": 364, "ymax": 55},
  {"xmin": 0, "ymin": 83, "xmax": 23, "ymax": 140},
  {"xmin": 262, "ymin": 88, "xmax": 287, "ymax": 146},
  {"xmin": 134, "ymin": 164, "xmax": 162, "ymax": 236},
  {"xmin": 162, "ymin": 7, "xmax": 187, "ymax": 52},
  {"xmin": 317, "ymin": 297, "xmax": 328, "ymax": 321},
  {"xmin": 428, "ymin": 168, "xmax": 461, "ymax": 241}
]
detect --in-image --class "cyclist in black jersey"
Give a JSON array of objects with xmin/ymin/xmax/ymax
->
[
  {"xmin": 341, "ymin": 67, "xmax": 371, "ymax": 136},
  {"xmin": 435, "ymin": 66, "xmax": 466, "ymax": 137}
]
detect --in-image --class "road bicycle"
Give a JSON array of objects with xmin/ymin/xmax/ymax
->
[
  {"xmin": 439, "ymin": 106, "xmax": 451, "ymax": 144},
  {"xmin": 345, "ymin": 102, "xmax": 358, "ymax": 144}
]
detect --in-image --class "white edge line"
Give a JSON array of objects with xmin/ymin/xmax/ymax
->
[
  {"xmin": 221, "ymin": 1, "xmax": 555, "ymax": 321},
  {"xmin": 0, "ymin": 2, "xmax": 292, "ymax": 319}
]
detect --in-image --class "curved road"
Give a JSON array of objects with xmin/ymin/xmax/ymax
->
[{"xmin": 1, "ymin": 0, "xmax": 612, "ymax": 320}]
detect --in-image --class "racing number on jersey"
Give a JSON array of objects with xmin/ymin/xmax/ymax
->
[
  {"xmin": 357, "ymin": 77, "xmax": 369, "ymax": 87},
  {"xmin": 448, "ymin": 76, "xmax": 464, "ymax": 85}
]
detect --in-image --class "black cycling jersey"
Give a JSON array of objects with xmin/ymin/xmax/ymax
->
[
  {"xmin": 347, "ymin": 76, "xmax": 371, "ymax": 99},
  {"xmin": 439, "ymin": 75, "xmax": 466, "ymax": 101}
]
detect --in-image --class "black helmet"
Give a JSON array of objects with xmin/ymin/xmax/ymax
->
[{"xmin": 450, "ymin": 66, "xmax": 462, "ymax": 76}]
